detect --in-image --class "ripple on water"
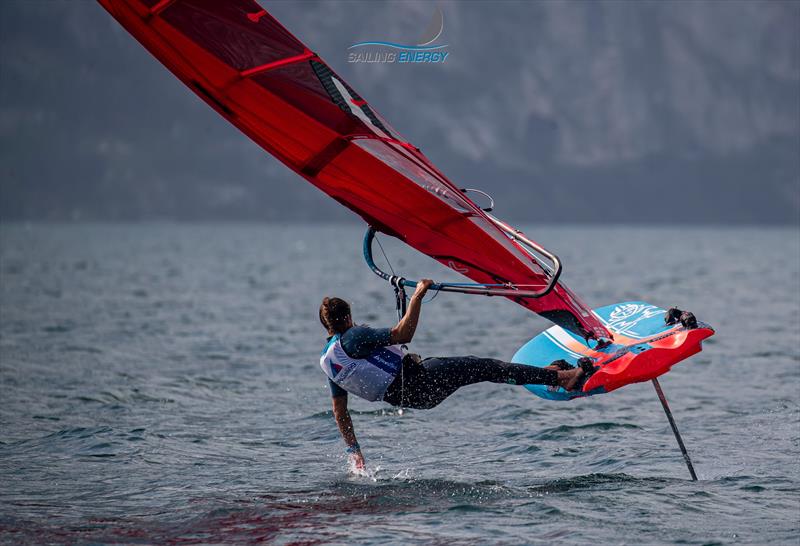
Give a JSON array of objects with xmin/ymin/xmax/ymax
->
[
  {"xmin": 526, "ymin": 473, "xmax": 675, "ymax": 495},
  {"xmin": 532, "ymin": 422, "xmax": 642, "ymax": 440},
  {"xmin": 1, "ymin": 224, "xmax": 798, "ymax": 545}
]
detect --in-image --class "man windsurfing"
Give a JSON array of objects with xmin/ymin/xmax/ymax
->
[{"xmin": 319, "ymin": 280, "xmax": 593, "ymax": 470}]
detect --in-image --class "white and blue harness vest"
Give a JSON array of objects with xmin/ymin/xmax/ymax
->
[{"xmin": 319, "ymin": 334, "xmax": 404, "ymax": 401}]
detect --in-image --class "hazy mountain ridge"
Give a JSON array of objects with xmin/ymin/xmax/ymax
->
[{"xmin": 0, "ymin": 1, "xmax": 797, "ymax": 223}]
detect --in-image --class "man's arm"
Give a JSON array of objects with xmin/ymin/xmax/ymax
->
[
  {"xmin": 390, "ymin": 279, "xmax": 433, "ymax": 344},
  {"xmin": 332, "ymin": 394, "xmax": 365, "ymax": 470}
]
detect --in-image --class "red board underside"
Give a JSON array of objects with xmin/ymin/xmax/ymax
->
[
  {"xmin": 97, "ymin": 0, "xmax": 611, "ymax": 341},
  {"xmin": 584, "ymin": 327, "xmax": 713, "ymax": 393}
]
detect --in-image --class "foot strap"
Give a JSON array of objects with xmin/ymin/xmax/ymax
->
[
  {"xmin": 575, "ymin": 357, "xmax": 599, "ymax": 391},
  {"xmin": 665, "ymin": 307, "xmax": 698, "ymax": 329}
]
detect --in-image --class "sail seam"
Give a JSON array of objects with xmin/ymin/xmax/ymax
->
[{"xmin": 240, "ymin": 51, "xmax": 316, "ymax": 78}]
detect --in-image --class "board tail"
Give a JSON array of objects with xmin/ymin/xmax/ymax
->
[{"xmin": 512, "ymin": 302, "xmax": 714, "ymax": 401}]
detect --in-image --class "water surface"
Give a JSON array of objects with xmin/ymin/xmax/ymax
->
[{"xmin": 1, "ymin": 223, "xmax": 798, "ymax": 544}]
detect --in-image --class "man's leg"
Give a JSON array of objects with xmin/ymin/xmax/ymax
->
[
  {"xmin": 398, "ymin": 356, "xmax": 560, "ymax": 409},
  {"xmin": 423, "ymin": 356, "xmax": 559, "ymax": 388}
]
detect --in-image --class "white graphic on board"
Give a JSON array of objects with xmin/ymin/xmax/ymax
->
[{"xmin": 605, "ymin": 303, "xmax": 664, "ymax": 337}]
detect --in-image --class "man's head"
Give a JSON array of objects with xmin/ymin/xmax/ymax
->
[{"xmin": 319, "ymin": 297, "xmax": 353, "ymax": 335}]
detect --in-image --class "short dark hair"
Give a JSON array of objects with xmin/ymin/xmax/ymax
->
[{"xmin": 319, "ymin": 297, "xmax": 351, "ymax": 334}]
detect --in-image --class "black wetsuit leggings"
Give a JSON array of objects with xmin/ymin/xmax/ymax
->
[{"xmin": 383, "ymin": 356, "xmax": 559, "ymax": 409}]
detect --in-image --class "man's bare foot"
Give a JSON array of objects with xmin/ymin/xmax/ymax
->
[
  {"xmin": 546, "ymin": 359, "xmax": 574, "ymax": 371},
  {"xmin": 556, "ymin": 368, "xmax": 585, "ymax": 391}
]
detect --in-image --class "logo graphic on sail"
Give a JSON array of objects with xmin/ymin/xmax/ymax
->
[{"xmin": 348, "ymin": 8, "xmax": 449, "ymax": 64}]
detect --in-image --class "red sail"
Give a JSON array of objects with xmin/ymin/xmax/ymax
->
[{"xmin": 97, "ymin": 0, "xmax": 611, "ymax": 341}]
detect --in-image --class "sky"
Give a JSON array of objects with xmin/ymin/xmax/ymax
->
[{"xmin": 0, "ymin": 0, "xmax": 798, "ymax": 224}]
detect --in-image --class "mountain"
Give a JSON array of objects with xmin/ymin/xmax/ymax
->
[{"xmin": 0, "ymin": 0, "xmax": 797, "ymax": 223}]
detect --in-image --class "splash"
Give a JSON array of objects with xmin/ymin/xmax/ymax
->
[{"xmin": 347, "ymin": 457, "xmax": 380, "ymax": 481}]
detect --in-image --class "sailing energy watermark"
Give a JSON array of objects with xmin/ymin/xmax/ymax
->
[
  {"xmin": 348, "ymin": 8, "xmax": 449, "ymax": 64},
  {"xmin": 348, "ymin": 50, "xmax": 448, "ymax": 64}
]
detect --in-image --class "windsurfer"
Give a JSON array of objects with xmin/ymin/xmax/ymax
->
[{"xmin": 319, "ymin": 280, "xmax": 590, "ymax": 470}]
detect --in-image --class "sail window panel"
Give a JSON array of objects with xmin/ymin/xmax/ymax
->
[
  {"xmin": 252, "ymin": 62, "xmax": 364, "ymax": 136},
  {"xmin": 466, "ymin": 217, "xmax": 548, "ymax": 277}
]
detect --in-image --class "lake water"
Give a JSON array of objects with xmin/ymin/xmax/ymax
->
[{"xmin": 1, "ymin": 223, "xmax": 798, "ymax": 545}]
